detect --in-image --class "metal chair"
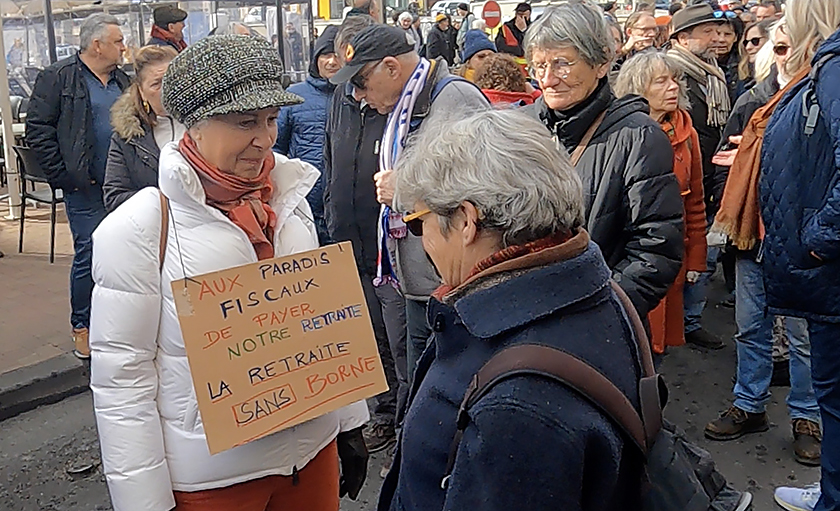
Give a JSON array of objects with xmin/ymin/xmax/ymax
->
[{"xmin": 14, "ymin": 146, "xmax": 64, "ymax": 263}]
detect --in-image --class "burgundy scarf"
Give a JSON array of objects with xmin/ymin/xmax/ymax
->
[
  {"xmin": 179, "ymin": 133, "xmax": 277, "ymax": 260},
  {"xmin": 150, "ymin": 24, "xmax": 187, "ymax": 52}
]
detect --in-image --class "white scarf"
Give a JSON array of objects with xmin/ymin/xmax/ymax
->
[{"xmin": 374, "ymin": 57, "xmax": 433, "ymax": 287}]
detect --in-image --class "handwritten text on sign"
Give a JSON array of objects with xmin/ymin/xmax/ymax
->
[{"xmin": 171, "ymin": 242, "xmax": 387, "ymax": 455}]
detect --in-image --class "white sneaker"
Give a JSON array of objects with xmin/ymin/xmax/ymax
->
[{"xmin": 775, "ymin": 483, "xmax": 821, "ymax": 511}]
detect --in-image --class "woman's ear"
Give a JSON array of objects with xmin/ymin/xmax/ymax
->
[{"xmin": 460, "ymin": 201, "xmax": 481, "ymax": 245}]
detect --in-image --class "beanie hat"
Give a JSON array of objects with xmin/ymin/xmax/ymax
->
[
  {"xmin": 457, "ymin": 2, "xmax": 469, "ymax": 11},
  {"xmin": 462, "ymin": 30, "xmax": 496, "ymax": 62},
  {"xmin": 162, "ymin": 34, "xmax": 303, "ymax": 128}
]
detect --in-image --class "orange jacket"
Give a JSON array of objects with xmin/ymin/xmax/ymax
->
[{"xmin": 662, "ymin": 109, "xmax": 707, "ymax": 272}]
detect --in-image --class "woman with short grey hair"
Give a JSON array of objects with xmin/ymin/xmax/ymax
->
[
  {"xmin": 378, "ymin": 108, "xmax": 646, "ymax": 511},
  {"xmin": 523, "ymin": 0, "xmax": 685, "ymax": 318},
  {"xmin": 615, "ymin": 51, "xmax": 708, "ymax": 356}
]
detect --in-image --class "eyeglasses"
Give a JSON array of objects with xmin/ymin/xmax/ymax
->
[
  {"xmin": 773, "ymin": 44, "xmax": 790, "ymax": 56},
  {"xmin": 713, "ymin": 10, "xmax": 738, "ymax": 19},
  {"xmin": 403, "ymin": 209, "xmax": 432, "ymax": 237},
  {"xmin": 529, "ymin": 57, "xmax": 578, "ymax": 81},
  {"xmin": 743, "ymin": 36, "xmax": 765, "ymax": 47},
  {"xmin": 350, "ymin": 60, "xmax": 382, "ymax": 92}
]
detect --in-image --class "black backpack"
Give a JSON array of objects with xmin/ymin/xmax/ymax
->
[{"xmin": 443, "ymin": 281, "xmax": 752, "ymax": 511}]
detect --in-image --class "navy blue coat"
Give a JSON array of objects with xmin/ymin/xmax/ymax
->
[
  {"xmin": 378, "ymin": 233, "xmax": 644, "ymax": 511},
  {"xmin": 275, "ymin": 75, "xmax": 335, "ymax": 242},
  {"xmin": 760, "ymin": 28, "xmax": 840, "ymax": 322}
]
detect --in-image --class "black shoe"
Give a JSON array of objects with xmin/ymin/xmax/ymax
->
[
  {"xmin": 720, "ymin": 296, "xmax": 735, "ymax": 308},
  {"xmin": 363, "ymin": 421, "xmax": 396, "ymax": 453},
  {"xmin": 685, "ymin": 328, "xmax": 726, "ymax": 350},
  {"xmin": 705, "ymin": 406, "xmax": 769, "ymax": 441},
  {"xmin": 771, "ymin": 359, "xmax": 791, "ymax": 387}
]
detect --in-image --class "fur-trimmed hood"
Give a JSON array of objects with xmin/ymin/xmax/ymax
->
[{"xmin": 110, "ymin": 91, "xmax": 147, "ymax": 141}]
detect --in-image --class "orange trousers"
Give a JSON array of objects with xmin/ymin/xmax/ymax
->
[{"xmin": 173, "ymin": 441, "xmax": 339, "ymax": 511}]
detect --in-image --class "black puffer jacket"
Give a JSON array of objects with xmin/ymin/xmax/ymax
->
[
  {"xmin": 103, "ymin": 93, "xmax": 162, "ymax": 212},
  {"xmin": 26, "ymin": 55, "xmax": 130, "ymax": 192},
  {"xmin": 525, "ymin": 79, "xmax": 684, "ymax": 317},
  {"xmin": 323, "ymin": 82, "xmax": 388, "ymax": 275}
]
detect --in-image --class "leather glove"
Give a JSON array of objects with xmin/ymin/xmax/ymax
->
[{"xmin": 337, "ymin": 427, "xmax": 369, "ymax": 500}]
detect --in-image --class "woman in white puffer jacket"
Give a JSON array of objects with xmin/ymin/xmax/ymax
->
[{"xmin": 89, "ymin": 35, "xmax": 369, "ymax": 511}]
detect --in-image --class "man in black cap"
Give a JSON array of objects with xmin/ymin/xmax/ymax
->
[
  {"xmin": 667, "ymin": 2, "xmax": 730, "ymax": 350},
  {"xmin": 330, "ymin": 26, "xmax": 487, "ymax": 451},
  {"xmin": 495, "ymin": 2, "xmax": 531, "ymax": 58},
  {"xmin": 323, "ymin": 15, "xmax": 407, "ymax": 465},
  {"xmin": 149, "ymin": 5, "xmax": 188, "ymax": 52}
]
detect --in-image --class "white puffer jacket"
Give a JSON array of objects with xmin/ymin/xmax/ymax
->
[{"xmin": 89, "ymin": 144, "xmax": 369, "ymax": 511}]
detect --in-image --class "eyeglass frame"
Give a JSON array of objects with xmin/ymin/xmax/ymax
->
[
  {"xmin": 529, "ymin": 57, "xmax": 580, "ymax": 81},
  {"xmin": 772, "ymin": 43, "xmax": 790, "ymax": 56},
  {"xmin": 403, "ymin": 209, "xmax": 432, "ymax": 237},
  {"xmin": 743, "ymin": 36, "xmax": 765, "ymax": 47},
  {"xmin": 350, "ymin": 59, "xmax": 384, "ymax": 92}
]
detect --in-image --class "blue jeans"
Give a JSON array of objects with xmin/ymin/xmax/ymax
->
[
  {"xmin": 684, "ymin": 246, "xmax": 719, "ymax": 333},
  {"xmin": 810, "ymin": 321, "xmax": 840, "ymax": 511},
  {"xmin": 732, "ymin": 258, "xmax": 819, "ymax": 422},
  {"xmin": 63, "ymin": 187, "xmax": 107, "ymax": 329},
  {"xmin": 405, "ymin": 298, "xmax": 432, "ymax": 386}
]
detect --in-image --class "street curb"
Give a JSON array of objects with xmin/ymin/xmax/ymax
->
[{"xmin": 0, "ymin": 353, "xmax": 89, "ymax": 421}]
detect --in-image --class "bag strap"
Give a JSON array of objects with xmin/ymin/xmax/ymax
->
[
  {"xmin": 159, "ymin": 191, "xmax": 169, "ymax": 273},
  {"xmin": 441, "ymin": 281, "xmax": 664, "ymax": 489},
  {"xmin": 569, "ymin": 111, "xmax": 606, "ymax": 166}
]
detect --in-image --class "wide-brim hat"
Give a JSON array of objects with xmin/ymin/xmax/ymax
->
[
  {"xmin": 670, "ymin": 3, "xmax": 725, "ymax": 37},
  {"xmin": 162, "ymin": 34, "xmax": 303, "ymax": 128}
]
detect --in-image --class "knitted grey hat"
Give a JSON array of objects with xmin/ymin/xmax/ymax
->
[{"xmin": 162, "ymin": 34, "xmax": 303, "ymax": 128}]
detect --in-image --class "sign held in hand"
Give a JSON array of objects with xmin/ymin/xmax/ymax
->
[{"xmin": 171, "ymin": 242, "xmax": 388, "ymax": 455}]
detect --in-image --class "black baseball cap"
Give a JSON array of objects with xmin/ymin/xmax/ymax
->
[
  {"xmin": 330, "ymin": 24, "xmax": 415, "ymax": 85},
  {"xmin": 154, "ymin": 5, "xmax": 188, "ymax": 27}
]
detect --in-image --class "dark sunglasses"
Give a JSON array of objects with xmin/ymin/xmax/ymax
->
[
  {"xmin": 403, "ymin": 209, "xmax": 431, "ymax": 237},
  {"xmin": 743, "ymin": 36, "xmax": 764, "ymax": 47},
  {"xmin": 350, "ymin": 60, "xmax": 381, "ymax": 91},
  {"xmin": 773, "ymin": 44, "xmax": 790, "ymax": 56},
  {"xmin": 713, "ymin": 10, "xmax": 738, "ymax": 19}
]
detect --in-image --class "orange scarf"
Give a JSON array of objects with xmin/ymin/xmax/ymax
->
[
  {"xmin": 179, "ymin": 133, "xmax": 277, "ymax": 260},
  {"xmin": 713, "ymin": 66, "xmax": 810, "ymax": 250},
  {"xmin": 150, "ymin": 24, "xmax": 187, "ymax": 51}
]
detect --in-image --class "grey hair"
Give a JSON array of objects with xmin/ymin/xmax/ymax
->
[
  {"xmin": 394, "ymin": 109, "xmax": 584, "ymax": 247},
  {"xmin": 614, "ymin": 50, "xmax": 689, "ymax": 111},
  {"xmin": 336, "ymin": 15, "xmax": 375, "ymax": 54},
  {"xmin": 79, "ymin": 13, "xmax": 120, "ymax": 52},
  {"xmin": 524, "ymin": 1, "xmax": 615, "ymax": 68},
  {"xmin": 212, "ymin": 22, "xmax": 258, "ymax": 36}
]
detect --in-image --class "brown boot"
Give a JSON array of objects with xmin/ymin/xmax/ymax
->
[
  {"xmin": 73, "ymin": 327, "xmax": 90, "ymax": 359},
  {"xmin": 705, "ymin": 405, "xmax": 769, "ymax": 440},
  {"xmin": 793, "ymin": 419, "xmax": 822, "ymax": 466}
]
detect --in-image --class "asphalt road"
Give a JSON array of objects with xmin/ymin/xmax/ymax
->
[{"xmin": 0, "ymin": 278, "xmax": 820, "ymax": 510}]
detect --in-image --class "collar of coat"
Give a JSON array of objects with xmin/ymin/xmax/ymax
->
[{"xmin": 436, "ymin": 230, "xmax": 614, "ymax": 339}]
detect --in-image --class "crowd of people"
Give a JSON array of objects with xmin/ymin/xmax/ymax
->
[{"xmin": 20, "ymin": 0, "xmax": 840, "ymax": 509}]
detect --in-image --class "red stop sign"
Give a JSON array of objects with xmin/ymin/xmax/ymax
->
[{"xmin": 482, "ymin": 1, "xmax": 502, "ymax": 29}]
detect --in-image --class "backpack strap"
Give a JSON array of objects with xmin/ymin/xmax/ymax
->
[
  {"xmin": 441, "ymin": 280, "xmax": 665, "ymax": 489},
  {"xmin": 802, "ymin": 53, "xmax": 838, "ymax": 135},
  {"xmin": 431, "ymin": 73, "xmax": 488, "ymax": 103},
  {"xmin": 570, "ymin": 111, "xmax": 606, "ymax": 166},
  {"xmin": 159, "ymin": 191, "xmax": 170, "ymax": 273}
]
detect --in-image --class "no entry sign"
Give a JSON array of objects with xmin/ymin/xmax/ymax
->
[{"xmin": 483, "ymin": 0, "xmax": 502, "ymax": 28}]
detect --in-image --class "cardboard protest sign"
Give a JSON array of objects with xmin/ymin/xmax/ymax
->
[{"xmin": 171, "ymin": 242, "xmax": 388, "ymax": 455}]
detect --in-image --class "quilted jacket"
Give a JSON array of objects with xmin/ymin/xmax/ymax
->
[
  {"xmin": 275, "ymin": 75, "xmax": 335, "ymax": 242},
  {"xmin": 526, "ymin": 79, "xmax": 684, "ymax": 318},
  {"xmin": 89, "ymin": 144, "xmax": 369, "ymax": 511},
  {"xmin": 760, "ymin": 29, "xmax": 840, "ymax": 322}
]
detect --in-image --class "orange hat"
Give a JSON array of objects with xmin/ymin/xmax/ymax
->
[
  {"xmin": 435, "ymin": 13, "xmax": 447, "ymax": 23},
  {"xmin": 656, "ymin": 15, "xmax": 672, "ymax": 26}
]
